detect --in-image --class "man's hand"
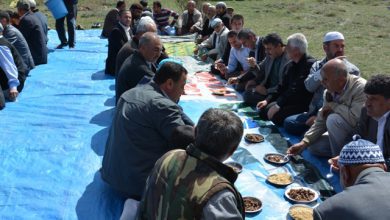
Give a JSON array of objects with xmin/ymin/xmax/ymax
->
[
  {"xmin": 201, "ymin": 54, "xmax": 208, "ymax": 62},
  {"xmin": 255, "ymin": 85, "xmax": 267, "ymax": 95},
  {"xmin": 305, "ymin": 116, "xmax": 316, "ymax": 126},
  {"xmin": 227, "ymin": 77, "xmax": 239, "ymax": 85},
  {"xmin": 256, "ymin": 100, "xmax": 267, "ymax": 110},
  {"xmin": 193, "ymin": 47, "xmax": 199, "ymax": 55},
  {"xmin": 321, "ymin": 106, "xmax": 333, "ymax": 120},
  {"xmin": 286, "ymin": 141, "xmax": 308, "ymax": 155},
  {"xmin": 8, "ymin": 88, "xmax": 18, "ymax": 101},
  {"xmin": 267, "ymin": 104, "xmax": 280, "ymax": 119},
  {"xmin": 328, "ymin": 156, "xmax": 340, "ymax": 171},
  {"xmin": 247, "ymin": 57, "xmax": 256, "ymax": 68}
]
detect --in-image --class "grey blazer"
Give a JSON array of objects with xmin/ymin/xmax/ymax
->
[
  {"xmin": 3, "ymin": 24, "xmax": 35, "ymax": 71},
  {"xmin": 314, "ymin": 167, "xmax": 390, "ymax": 220}
]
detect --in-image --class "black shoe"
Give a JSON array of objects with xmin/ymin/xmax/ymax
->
[
  {"xmin": 56, "ymin": 43, "xmax": 68, "ymax": 49},
  {"xmin": 69, "ymin": 44, "xmax": 75, "ymax": 48}
]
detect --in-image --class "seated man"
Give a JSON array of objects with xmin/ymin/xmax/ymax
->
[
  {"xmin": 29, "ymin": 0, "xmax": 48, "ymax": 44},
  {"xmin": 328, "ymin": 74, "xmax": 390, "ymax": 170},
  {"xmin": 314, "ymin": 138, "xmax": 390, "ymax": 220},
  {"xmin": 287, "ymin": 59, "xmax": 366, "ymax": 157},
  {"xmin": 177, "ymin": 1, "xmax": 202, "ymax": 36},
  {"xmin": 16, "ymin": 0, "xmax": 47, "ymax": 65},
  {"xmin": 257, "ymin": 33, "xmax": 316, "ymax": 126},
  {"xmin": 152, "ymin": 1, "xmax": 178, "ymax": 35},
  {"xmin": 215, "ymin": 2, "xmax": 231, "ymax": 29},
  {"xmin": 226, "ymin": 29, "xmax": 266, "ymax": 91},
  {"xmin": 197, "ymin": 5, "xmax": 216, "ymax": 44},
  {"xmin": 137, "ymin": 108, "xmax": 244, "ymax": 219},
  {"xmin": 105, "ymin": 9, "xmax": 132, "ymax": 76},
  {"xmin": 229, "ymin": 33, "xmax": 289, "ymax": 105},
  {"xmin": 115, "ymin": 16, "xmax": 157, "ymax": 75},
  {"xmin": 130, "ymin": 3, "xmax": 143, "ymax": 34},
  {"xmin": 284, "ymin": 31, "xmax": 360, "ymax": 136},
  {"xmin": 215, "ymin": 30, "xmax": 250, "ymax": 80},
  {"xmin": 195, "ymin": 18, "xmax": 229, "ymax": 62},
  {"xmin": 101, "ymin": 61, "xmax": 195, "ymax": 203},
  {"xmin": 115, "ymin": 32, "xmax": 162, "ymax": 103},
  {"xmin": 101, "ymin": 1, "xmax": 126, "ymax": 38},
  {"xmin": 212, "ymin": 14, "xmax": 244, "ymax": 75},
  {"xmin": 0, "ymin": 23, "xmax": 27, "ymax": 102},
  {"xmin": 0, "ymin": 10, "xmax": 35, "ymax": 73}
]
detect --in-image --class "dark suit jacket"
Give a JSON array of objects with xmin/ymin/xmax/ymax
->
[
  {"xmin": 314, "ymin": 167, "xmax": 390, "ymax": 220},
  {"xmin": 105, "ymin": 22, "xmax": 130, "ymax": 75},
  {"xmin": 358, "ymin": 107, "xmax": 390, "ymax": 159},
  {"xmin": 115, "ymin": 50, "xmax": 155, "ymax": 104},
  {"xmin": 18, "ymin": 11, "xmax": 47, "ymax": 65}
]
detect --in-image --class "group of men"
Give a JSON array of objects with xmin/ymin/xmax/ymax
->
[
  {"xmin": 0, "ymin": 0, "xmax": 78, "ymax": 109},
  {"xmin": 96, "ymin": 0, "xmax": 390, "ymax": 219}
]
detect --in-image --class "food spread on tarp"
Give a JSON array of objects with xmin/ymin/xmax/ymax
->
[{"xmin": 0, "ymin": 30, "xmax": 340, "ymax": 219}]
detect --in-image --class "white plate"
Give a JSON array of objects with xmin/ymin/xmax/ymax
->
[
  {"xmin": 285, "ymin": 187, "xmax": 319, "ymax": 204},
  {"xmin": 288, "ymin": 204, "xmax": 314, "ymax": 220},
  {"xmin": 243, "ymin": 196, "xmax": 262, "ymax": 214}
]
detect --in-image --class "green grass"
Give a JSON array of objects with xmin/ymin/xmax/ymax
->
[{"xmin": 2, "ymin": 0, "xmax": 390, "ymax": 78}]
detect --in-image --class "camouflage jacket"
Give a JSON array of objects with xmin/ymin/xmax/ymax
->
[{"xmin": 137, "ymin": 144, "xmax": 245, "ymax": 220}]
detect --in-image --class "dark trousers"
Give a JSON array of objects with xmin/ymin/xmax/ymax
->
[
  {"xmin": 0, "ymin": 84, "xmax": 5, "ymax": 110},
  {"xmin": 56, "ymin": 3, "xmax": 77, "ymax": 46},
  {"xmin": 283, "ymin": 112, "xmax": 311, "ymax": 136},
  {"xmin": 259, "ymin": 103, "xmax": 309, "ymax": 126},
  {"xmin": 242, "ymin": 90, "xmax": 266, "ymax": 106}
]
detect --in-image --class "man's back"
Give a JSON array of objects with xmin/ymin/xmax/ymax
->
[
  {"xmin": 115, "ymin": 50, "xmax": 154, "ymax": 103},
  {"xmin": 102, "ymin": 82, "xmax": 186, "ymax": 199},
  {"xmin": 18, "ymin": 11, "xmax": 47, "ymax": 65},
  {"xmin": 314, "ymin": 167, "xmax": 390, "ymax": 220},
  {"xmin": 3, "ymin": 24, "xmax": 35, "ymax": 71}
]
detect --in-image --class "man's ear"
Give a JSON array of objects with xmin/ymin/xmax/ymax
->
[
  {"xmin": 166, "ymin": 78, "xmax": 174, "ymax": 90},
  {"xmin": 341, "ymin": 165, "xmax": 353, "ymax": 187}
]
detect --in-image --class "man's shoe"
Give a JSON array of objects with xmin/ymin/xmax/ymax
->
[
  {"xmin": 69, "ymin": 44, "xmax": 75, "ymax": 49},
  {"xmin": 56, "ymin": 43, "xmax": 68, "ymax": 49}
]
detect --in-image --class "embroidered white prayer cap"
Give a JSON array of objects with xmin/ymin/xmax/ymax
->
[
  {"xmin": 323, "ymin": 31, "xmax": 344, "ymax": 43},
  {"xmin": 339, "ymin": 135, "xmax": 385, "ymax": 165}
]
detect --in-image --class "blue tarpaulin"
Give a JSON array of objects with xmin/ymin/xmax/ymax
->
[{"xmin": 0, "ymin": 30, "xmax": 339, "ymax": 219}]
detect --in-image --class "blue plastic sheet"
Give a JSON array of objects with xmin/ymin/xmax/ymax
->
[{"xmin": 0, "ymin": 29, "xmax": 339, "ymax": 219}]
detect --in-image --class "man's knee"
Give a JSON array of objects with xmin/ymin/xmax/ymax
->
[{"xmin": 326, "ymin": 113, "xmax": 345, "ymax": 130}]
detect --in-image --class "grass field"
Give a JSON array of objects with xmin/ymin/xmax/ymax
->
[{"xmin": 1, "ymin": 0, "xmax": 390, "ymax": 78}]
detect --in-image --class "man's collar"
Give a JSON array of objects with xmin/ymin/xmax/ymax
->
[
  {"xmin": 118, "ymin": 21, "xmax": 130, "ymax": 31},
  {"xmin": 354, "ymin": 167, "xmax": 385, "ymax": 185},
  {"xmin": 374, "ymin": 111, "xmax": 390, "ymax": 122}
]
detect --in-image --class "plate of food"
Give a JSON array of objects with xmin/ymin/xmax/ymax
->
[
  {"xmin": 288, "ymin": 204, "xmax": 314, "ymax": 220},
  {"xmin": 211, "ymin": 88, "xmax": 230, "ymax": 96},
  {"xmin": 285, "ymin": 187, "xmax": 319, "ymax": 204},
  {"xmin": 224, "ymin": 161, "xmax": 243, "ymax": 173},
  {"xmin": 243, "ymin": 196, "xmax": 262, "ymax": 214},
  {"xmin": 244, "ymin": 133, "xmax": 264, "ymax": 143},
  {"xmin": 267, "ymin": 173, "xmax": 293, "ymax": 186},
  {"xmin": 264, "ymin": 153, "xmax": 289, "ymax": 166}
]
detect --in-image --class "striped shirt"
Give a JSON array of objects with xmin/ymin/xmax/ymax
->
[{"xmin": 153, "ymin": 8, "xmax": 179, "ymax": 29}]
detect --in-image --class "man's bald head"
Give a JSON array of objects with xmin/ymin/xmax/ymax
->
[
  {"xmin": 321, "ymin": 58, "xmax": 348, "ymax": 93},
  {"xmin": 139, "ymin": 32, "xmax": 162, "ymax": 63}
]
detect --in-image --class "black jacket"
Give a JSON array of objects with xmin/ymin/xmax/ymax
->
[
  {"xmin": 105, "ymin": 22, "xmax": 130, "ymax": 75},
  {"xmin": 273, "ymin": 54, "xmax": 316, "ymax": 107},
  {"xmin": 115, "ymin": 50, "xmax": 155, "ymax": 104},
  {"xmin": 18, "ymin": 11, "xmax": 47, "ymax": 65}
]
